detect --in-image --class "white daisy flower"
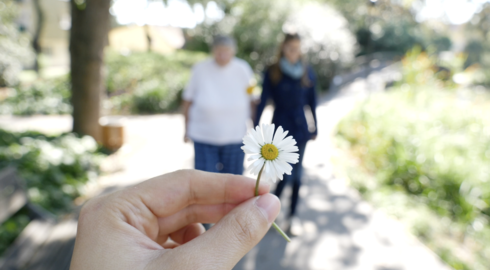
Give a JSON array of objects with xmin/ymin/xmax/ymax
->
[{"xmin": 241, "ymin": 124, "xmax": 299, "ymax": 183}]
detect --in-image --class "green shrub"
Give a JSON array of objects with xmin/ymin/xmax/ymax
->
[
  {"xmin": 131, "ymin": 82, "xmax": 182, "ymax": 114},
  {"xmin": 0, "ymin": 0, "xmax": 34, "ymax": 86},
  {"xmin": 336, "ymin": 88, "xmax": 490, "ymax": 269},
  {"xmin": 0, "ymin": 130, "xmax": 104, "ymax": 213},
  {"xmin": 397, "ymin": 46, "xmax": 466, "ymax": 89},
  {"xmin": 105, "ymin": 50, "xmax": 207, "ymax": 114},
  {"xmin": 0, "ymin": 208, "xmax": 30, "ymax": 256},
  {"xmin": 0, "ymin": 129, "xmax": 105, "ymax": 256},
  {"xmin": 0, "ymin": 76, "xmax": 71, "ymax": 115},
  {"xmin": 0, "ymin": 50, "xmax": 207, "ymax": 116}
]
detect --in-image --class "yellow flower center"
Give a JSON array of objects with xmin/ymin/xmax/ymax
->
[{"xmin": 261, "ymin": 144, "xmax": 279, "ymax": 160}]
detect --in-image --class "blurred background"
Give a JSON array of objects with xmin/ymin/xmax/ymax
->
[{"xmin": 0, "ymin": 0, "xmax": 489, "ymax": 269}]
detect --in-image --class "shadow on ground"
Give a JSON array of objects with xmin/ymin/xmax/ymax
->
[{"xmin": 234, "ymin": 169, "xmax": 372, "ymax": 270}]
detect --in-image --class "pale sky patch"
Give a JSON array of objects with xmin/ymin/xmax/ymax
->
[
  {"xmin": 110, "ymin": 0, "xmax": 223, "ymax": 28},
  {"xmin": 417, "ymin": 0, "xmax": 489, "ymax": 25}
]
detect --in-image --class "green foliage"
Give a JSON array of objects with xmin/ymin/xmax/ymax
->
[
  {"xmin": 336, "ymin": 46, "xmax": 490, "ymax": 268},
  {"xmin": 185, "ymin": 0, "xmax": 356, "ymax": 91},
  {"xmin": 397, "ymin": 46, "xmax": 468, "ymax": 89},
  {"xmin": 431, "ymin": 36, "xmax": 452, "ymax": 52},
  {"xmin": 0, "ymin": 208, "xmax": 30, "ymax": 256},
  {"xmin": 338, "ymin": 88, "xmax": 490, "ymax": 220},
  {"xmin": 337, "ymin": 88, "xmax": 490, "ymax": 269},
  {"xmin": 0, "ymin": 76, "xmax": 71, "ymax": 115},
  {"xmin": 131, "ymin": 83, "xmax": 181, "ymax": 114},
  {"xmin": 0, "ymin": 130, "xmax": 105, "ymax": 256},
  {"xmin": 0, "ymin": 50, "xmax": 206, "ymax": 116},
  {"xmin": 327, "ymin": 0, "xmax": 452, "ymax": 56},
  {"xmin": 0, "ymin": 130, "xmax": 104, "ymax": 213},
  {"xmin": 0, "ymin": 0, "xmax": 34, "ymax": 86},
  {"xmin": 284, "ymin": 2, "xmax": 356, "ymax": 90},
  {"xmin": 186, "ymin": 0, "xmax": 290, "ymax": 72},
  {"xmin": 105, "ymin": 50, "xmax": 207, "ymax": 114}
]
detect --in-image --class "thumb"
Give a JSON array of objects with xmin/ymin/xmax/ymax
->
[{"xmin": 163, "ymin": 193, "xmax": 281, "ymax": 270}]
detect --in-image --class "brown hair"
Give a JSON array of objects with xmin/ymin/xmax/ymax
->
[{"xmin": 269, "ymin": 33, "xmax": 310, "ymax": 86}]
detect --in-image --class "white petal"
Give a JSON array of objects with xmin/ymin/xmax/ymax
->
[
  {"xmin": 247, "ymin": 154, "xmax": 261, "ymax": 161},
  {"xmin": 241, "ymin": 147, "xmax": 258, "ymax": 155},
  {"xmin": 278, "ymin": 152, "xmax": 299, "ymax": 164},
  {"xmin": 243, "ymin": 135, "xmax": 259, "ymax": 148},
  {"xmin": 262, "ymin": 123, "xmax": 275, "ymax": 144},
  {"xmin": 272, "ymin": 126, "xmax": 288, "ymax": 146},
  {"xmin": 251, "ymin": 126, "xmax": 265, "ymax": 146},
  {"xmin": 279, "ymin": 152, "xmax": 300, "ymax": 159},
  {"xmin": 275, "ymin": 159, "xmax": 293, "ymax": 175},
  {"xmin": 263, "ymin": 161, "xmax": 275, "ymax": 183},
  {"xmin": 280, "ymin": 145, "xmax": 299, "ymax": 153},
  {"xmin": 276, "ymin": 136, "xmax": 297, "ymax": 149},
  {"xmin": 271, "ymin": 160, "xmax": 284, "ymax": 181},
  {"xmin": 242, "ymin": 144, "xmax": 260, "ymax": 154},
  {"xmin": 248, "ymin": 158, "xmax": 265, "ymax": 175}
]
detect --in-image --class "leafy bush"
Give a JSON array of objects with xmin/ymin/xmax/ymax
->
[
  {"xmin": 186, "ymin": 0, "xmax": 356, "ymax": 91},
  {"xmin": 0, "ymin": 76, "xmax": 71, "ymax": 115},
  {"xmin": 0, "ymin": 130, "xmax": 104, "ymax": 213},
  {"xmin": 105, "ymin": 50, "xmax": 207, "ymax": 114},
  {"xmin": 336, "ymin": 88, "xmax": 490, "ymax": 269},
  {"xmin": 0, "ymin": 50, "xmax": 206, "ymax": 116},
  {"xmin": 0, "ymin": 208, "xmax": 30, "ymax": 256},
  {"xmin": 131, "ymin": 82, "xmax": 182, "ymax": 114},
  {"xmin": 0, "ymin": 130, "xmax": 105, "ymax": 256},
  {"xmin": 0, "ymin": 0, "xmax": 34, "ymax": 86},
  {"xmin": 283, "ymin": 2, "xmax": 356, "ymax": 90}
]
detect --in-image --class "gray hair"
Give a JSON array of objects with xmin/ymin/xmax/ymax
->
[{"xmin": 212, "ymin": 35, "xmax": 236, "ymax": 50}]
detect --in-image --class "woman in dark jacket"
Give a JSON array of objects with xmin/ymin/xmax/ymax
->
[{"xmin": 254, "ymin": 33, "xmax": 318, "ymax": 233}]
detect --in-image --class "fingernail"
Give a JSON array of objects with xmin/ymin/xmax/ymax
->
[{"xmin": 255, "ymin": 194, "xmax": 280, "ymax": 224}]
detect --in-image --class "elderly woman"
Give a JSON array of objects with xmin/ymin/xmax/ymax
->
[{"xmin": 182, "ymin": 35, "xmax": 254, "ymax": 175}]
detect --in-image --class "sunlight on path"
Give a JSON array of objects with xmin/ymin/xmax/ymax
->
[
  {"xmin": 0, "ymin": 63, "xmax": 452, "ymax": 270},
  {"xmin": 234, "ymin": 64, "xmax": 452, "ymax": 270}
]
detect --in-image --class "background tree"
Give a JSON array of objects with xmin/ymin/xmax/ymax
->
[
  {"xmin": 69, "ymin": 0, "xmax": 112, "ymax": 141},
  {"xmin": 325, "ymin": 0, "xmax": 451, "ymax": 55},
  {"xmin": 184, "ymin": 0, "xmax": 356, "ymax": 90},
  {"xmin": 0, "ymin": 0, "xmax": 33, "ymax": 86},
  {"xmin": 32, "ymin": 0, "xmax": 44, "ymax": 73}
]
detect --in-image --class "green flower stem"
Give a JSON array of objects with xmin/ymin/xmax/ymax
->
[
  {"xmin": 254, "ymin": 165, "xmax": 264, "ymax": 196},
  {"xmin": 272, "ymin": 222, "xmax": 290, "ymax": 241},
  {"xmin": 255, "ymin": 164, "xmax": 291, "ymax": 242}
]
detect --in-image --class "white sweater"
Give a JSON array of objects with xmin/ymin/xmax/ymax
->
[{"xmin": 183, "ymin": 58, "xmax": 254, "ymax": 145}]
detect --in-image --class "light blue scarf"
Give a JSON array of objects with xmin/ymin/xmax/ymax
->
[{"xmin": 280, "ymin": 57, "xmax": 304, "ymax": 79}]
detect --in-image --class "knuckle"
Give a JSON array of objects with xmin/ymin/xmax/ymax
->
[
  {"xmin": 78, "ymin": 193, "xmax": 113, "ymax": 223},
  {"xmin": 78, "ymin": 197, "xmax": 101, "ymax": 224},
  {"xmin": 185, "ymin": 206, "xmax": 198, "ymax": 224},
  {"xmin": 229, "ymin": 212, "xmax": 257, "ymax": 244}
]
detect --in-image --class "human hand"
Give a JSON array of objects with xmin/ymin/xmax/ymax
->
[{"xmin": 70, "ymin": 170, "xmax": 280, "ymax": 270}]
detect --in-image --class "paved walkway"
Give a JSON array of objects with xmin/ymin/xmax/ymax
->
[
  {"xmin": 0, "ymin": 63, "xmax": 451, "ymax": 270},
  {"xmin": 234, "ymin": 64, "xmax": 451, "ymax": 270}
]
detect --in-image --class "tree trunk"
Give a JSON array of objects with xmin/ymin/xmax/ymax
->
[
  {"xmin": 144, "ymin": 24, "xmax": 152, "ymax": 52},
  {"xmin": 32, "ymin": 0, "xmax": 44, "ymax": 73},
  {"xmin": 69, "ymin": 0, "xmax": 111, "ymax": 141}
]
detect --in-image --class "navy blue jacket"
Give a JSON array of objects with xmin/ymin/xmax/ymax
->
[{"xmin": 254, "ymin": 66, "xmax": 318, "ymax": 143}]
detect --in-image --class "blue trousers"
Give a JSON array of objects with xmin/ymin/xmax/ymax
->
[
  {"xmin": 194, "ymin": 141, "xmax": 245, "ymax": 175},
  {"xmin": 274, "ymin": 141, "xmax": 307, "ymax": 217}
]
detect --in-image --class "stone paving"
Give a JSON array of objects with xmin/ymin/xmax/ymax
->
[{"xmin": 0, "ymin": 63, "xmax": 451, "ymax": 270}]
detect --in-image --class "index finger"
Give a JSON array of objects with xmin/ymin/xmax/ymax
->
[{"xmin": 133, "ymin": 170, "xmax": 270, "ymax": 218}]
